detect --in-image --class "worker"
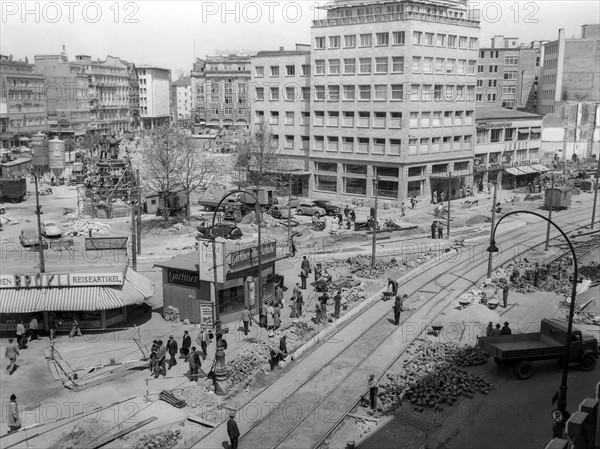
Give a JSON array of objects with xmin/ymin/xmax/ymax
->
[
  {"xmin": 7, "ymin": 394, "xmax": 21, "ymax": 433},
  {"xmin": 278, "ymin": 335, "xmax": 288, "ymax": 363},
  {"xmin": 5, "ymin": 338, "xmax": 19, "ymax": 375},
  {"xmin": 368, "ymin": 374, "xmax": 378, "ymax": 412},
  {"xmin": 491, "ymin": 324, "xmax": 501, "ymax": 336},
  {"xmin": 29, "ymin": 316, "xmax": 38, "ymax": 341},
  {"xmin": 437, "ymin": 220, "xmax": 444, "ymax": 239},
  {"xmin": 301, "ymin": 256, "xmax": 311, "ymax": 289},
  {"xmin": 227, "ymin": 413, "xmax": 240, "ymax": 449},
  {"xmin": 241, "ymin": 306, "xmax": 251, "ymax": 336},
  {"xmin": 181, "ymin": 331, "xmax": 191, "ymax": 362},
  {"xmin": 149, "ymin": 340, "xmax": 158, "ymax": 374},
  {"xmin": 501, "ymin": 322, "xmax": 512, "ymax": 335},
  {"xmin": 334, "ymin": 290, "xmax": 342, "ymax": 319},
  {"xmin": 314, "ymin": 263, "xmax": 323, "ymax": 283},
  {"xmin": 296, "ymin": 291, "xmax": 304, "ymax": 317},
  {"xmin": 69, "ymin": 319, "xmax": 83, "ymax": 338},
  {"xmin": 393, "ymin": 294, "xmax": 404, "ymax": 325},
  {"xmin": 502, "ymin": 282, "xmax": 510, "ymax": 308},
  {"xmin": 154, "ymin": 340, "xmax": 166, "ymax": 378},
  {"xmin": 16, "ymin": 321, "xmax": 26, "ymax": 349},
  {"xmin": 387, "ymin": 277, "xmax": 398, "ymax": 296},
  {"xmin": 188, "ymin": 346, "xmax": 200, "ymax": 382},
  {"xmin": 431, "ymin": 220, "xmax": 437, "ymax": 239},
  {"xmin": 486, "ymin": 322, "xmax": 493, "ymax": 337}
]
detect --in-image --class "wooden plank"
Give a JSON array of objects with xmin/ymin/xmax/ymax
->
[
  {"xmin": 72, "ymin": 368, "xmax": 141, "ymax": 392},
  {"xmin": 347, "ymin": 412, "xmax": 379, "ymax": 423},
  {"xmin": 187, "ymin": 415, "xmax": 218, "ymax": 428},
  {"xmin": 82, "ymin": 416, "xmax": 157, "ymax": 449}
]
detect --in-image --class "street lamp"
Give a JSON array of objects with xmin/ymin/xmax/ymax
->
[
  {"xmin": 208, "ymin": 189, "xmax": 263, "ymax": 395},
  {"xmin": 30, "ymin": 169, "xmax": 45, "ymax": 273},
  {"xmin": 487, "ymin": 210, "xmax": 578, "ymax": 438}
]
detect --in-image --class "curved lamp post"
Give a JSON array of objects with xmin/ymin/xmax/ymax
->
[
  {"xmin": 487, "ymin": 210, "xmax": 577, "ymax": 438},
  {"xmin": 208, "ymin": 189, "xmax": 263, "ymax": 395},
  {"xmin": 30, "ymin": 169, "xmax": 45, "ymax": 273}
]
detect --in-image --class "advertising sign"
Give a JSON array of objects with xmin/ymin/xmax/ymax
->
[
  {"xmin": 199, "ymin": 302, "xmax": 214, "ymax": 329},
  {"xmin": 228, "ymin": 241, "xmax": 277, "ymax": 272},
  {"xmin": 0, "ymin": 273, "xmax": 122, "ymax": 288},
  {"xmin": 198, "ymin": 240, "xmax": 225, "ymax": 283},
  {"xmin": 166, "ymin": 269, "xmax": 199, "ymax": 289},
  {"xmin": 69, "ymin": 273, "xmax": 124, "ymax": 286}
]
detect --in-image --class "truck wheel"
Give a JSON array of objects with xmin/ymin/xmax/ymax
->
[
  {"xmin": 580, "ymin": 353, "xmax": 597, "ymax": 371},
  {"xmin": 514, "ymin": 362, "xmax": 533, "ymax": 380}
]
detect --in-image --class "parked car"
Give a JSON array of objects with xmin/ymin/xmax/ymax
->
[
  {"xmin": 313, "ymin": 200, "xmax": 343, "ymax": 216},
  {"xmin": 19, "ymin": 228, "xmax": 40, "ymax": 247},
  {"xmin": 283, "ymin": 197, "xmax": 302, "ymax": 209},
  {"xmin": 269, "ymin": 204, "xmax": 292, "ymax": 219},
  {"xmin": 41, "ymin": 221, "xmax": 62, "ymax": 237},
  {"xmin": 296, "ymin": 200, "xmax": 326, "ymax": 217}
]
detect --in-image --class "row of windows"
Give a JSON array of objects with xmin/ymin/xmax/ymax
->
[
  {"xmin": 255, "ymin": 64, "xmax": 310, "ymax": 78},
  {"xmin": 256, "ymin": 110, "xmax": 474, "ymax": 130},
  {"xmin": 309, "ymin": 135, "xmax": 472, "ymax": 155},
  {"xmin": 475, "ymin": 127, "xmax": 541, "ymax": 144},
  {"xmin": 315, "ymin": 162, "xmax": 400, "ymax": 178},
  {"xmin": 315, "ymin": 32, "xmax": 477, "ymax": 51},
  {"xmin": 254, "ymin": 84, "xmax": 476, "ymax": 102},
  {"xmin": 197, "ymin": 107, "xmax": 247, "ymax": 115}
]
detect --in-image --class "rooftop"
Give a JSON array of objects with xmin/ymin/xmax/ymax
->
[
  {"xmin": 476, "ymin": 108, "xmax": 544, "ymax": 121},
  {"xmin": 154, "ymin": 251, "xmax": 198, "ymax": 271},
  {"xmin": 254, "ymin": 50, "xmax": 310, "ymax": 57},
  {"xmin": 172, "ymin": 77, "xmax": 191, "ymax": 87}
]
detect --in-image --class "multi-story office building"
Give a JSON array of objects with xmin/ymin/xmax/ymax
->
[
  {"xmin": 307, "ymin": 0, "xmax": 480, "ymax": 203},
  {"xmin": 1, "ymin": 54, "xmax": 47, "ymax": 147},
  {"xmin": 136, "ymin": 66, "xmax": 171, "ymax": 129},
  {"xmin": 171, "ymin": 76, "xmax": 192, "ymax": 122},
  {"xmin": 250, "ymin": 45, "xmax": 312, "ymax": 196},
  {"xmin": 191, "ymin": 54, "xmax": 251, "ymax": 131},
  {"xmin": 474, "ymin": 108, "xmax": 545, "ymax": 190},
  {"xmin": 539, "ymin": 24, "xmax": 600, "ymax": 160},
  {"xmin": 476, "ymin": 36, "xmax": 544, "ymax": 112}
]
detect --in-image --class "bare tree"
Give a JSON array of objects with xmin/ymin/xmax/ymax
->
[
  {"xmin": 138, "ymin": 125, "xmax": 183, "ymax": 224},
  {"xmin": 233, "ymin": 120, "xmax": 284, "ymax": 190},
  {"xmin": 175, "ymin": 137, "xmax": 215, "ymax": 220}
]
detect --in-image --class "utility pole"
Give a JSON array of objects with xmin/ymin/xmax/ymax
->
[
  {"xmin": 545, "ymin": 174, "xmax": 555, "ymax": 251},
  {"xmin": 136, "ymin": 169, "xmax": 142, "ymax": 254},
  {"xmin": 287, "ymin": 173, "xmax": 292, "ymax": 253},
  {"xmin": 590, "ymin": 104, "xmax": 599, "ymax": 229},
  {"xmin": 486, "ymin": 181, "xmax": 498, "ymax": 279},
  {"xmin": 371, "ymin": 177, "xmax": 379, "ymax": 268},
  {"xmin": 447, "ymin": 171, "xmax": 451, "ymax": 239},
  {"xmin": 130, "ymin": 184, "xmax": 137, "ymax": 270}
]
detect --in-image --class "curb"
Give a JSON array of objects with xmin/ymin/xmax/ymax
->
[{"xmin": 290, "ymin": 254, "xmax": 442, "ymax": 362}]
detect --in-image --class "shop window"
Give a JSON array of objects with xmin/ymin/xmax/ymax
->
[
  {"xmin": 378, "ymin": 180, "xmax": 398, "ymax": 199},
  {"xmin": 344, "ymin": 178, "xmax": 367, "ymax": 195},
  {"xmin": 316, "ymin": 174, "xmax": 337, "ymax": 192},
  {"xmin": 407, "ymin": 180, "xmax": 422, "ymax": 197}
]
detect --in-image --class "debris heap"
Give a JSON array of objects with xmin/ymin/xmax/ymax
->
[
  {"xmin": 134, "ymin": 430, "xmax": 182, "ymax": 449},
  {"xmin": 65, "ymin": 219, "xmax": 111, "ymax": 236},
  {"xmin": 339, "ymin": 255, "xmax": 398, "ymax": 279},
  {"xmin": 163, "ymin": 306, "xmax": 180, "ymax": 322},
  {"xmin": 373, "ymin": 342, "xmax": 490, "ymax": 414}
]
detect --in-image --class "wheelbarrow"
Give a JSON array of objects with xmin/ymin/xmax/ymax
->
[
  {"xmin": 382, "ymin": 291, "xmax": 394, "ymax": 301},
  {"xmin": 431, "ymin": 324, "xmax": 444, "ymax": 337}
]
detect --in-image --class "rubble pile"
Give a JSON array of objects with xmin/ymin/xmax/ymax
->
[
  {"xmin": 339, "ymin": 283, "xmax": 368, "ymax": 305},
  {"xmin": 342, "ymin": 255, "xmax": 399, "ymax": 279},
  {"xmin": 163, "ymin": 306, "xmax": 181, "ymax": 322},
  {"xmin": 372, "ymin": 342, "xmax": 490, "ymax": 414},
  {"xmin": 65, "ymin": 219, "xmax": 110, "ymax": 236},
  {"xmin": 579, "ymin": 264, "xmax": 600, "ymax": 283},
  {"xmin": 134, "ymin": 430, "xmax": 182, "ymax": 449}
]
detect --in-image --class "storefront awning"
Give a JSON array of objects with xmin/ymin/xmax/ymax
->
[
  {"xmin": 0, "ymin": 271, "xmax": 154, "ymax": 313},
  {"xmin": 517, "ymin": 166, "xmax": 536, "ymax": 175},
  {"xmin": 530, "ymin": 164, "xmax": 549, "ymax": 172},
  {"xmin": 530, "ymin": 127, "xmax": 542, "ymax": 133},
  {"xmin": 503, "ymin": 167, "xmax": 522, "ymax": 176}
]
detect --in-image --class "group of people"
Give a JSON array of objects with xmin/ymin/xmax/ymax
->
[
  {"xmin": 387, "ymin": 277, "xmax": 408, "ymax": 326},
  {"xmin": 430, "ymin": 220, "xmax": 445, "ymax": 239},
  {"xmin": 97, "ymin": 133, "xmax": 122, "ymax": 161},
  {"xmin": 486, "ymin": 321, "xmax": 512, "ymax": 336},
  {"xmin": 259, "ymin": 301, "xmax": 283, "ymax": 331}
]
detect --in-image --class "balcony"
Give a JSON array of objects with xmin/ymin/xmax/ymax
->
[{"xmin": 313, "ymin": 12, "xmax": 479, "ymax": 28}]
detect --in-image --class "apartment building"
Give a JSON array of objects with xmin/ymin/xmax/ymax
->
[
  {"xmin": 1, "ymin": 54, "xmax": 47, "ymax": 147},
  {"xmin": 476, "ymin": 36, "xmax": 544, "ymax": 112},
  {"xmin": 171, "ymin": 76, "xmax": 192, "ymax": 122},
  {"xmin": 307, "ymin": 0, "xmax": 480, "ymax": 203},
  {"xmin": 136, "ymin": 66, "xmax": 171, "ymax": 129},
  {"xmin": 539, "ymin": 24, "xmax": 600, "ymax": 160},
  {"xmin": 191, "ymin": 54, "xmax": 250, "ymax": 131},
  {"xmin": 250, "ymin": 45, "xmax": 312, "ymax": 196}
]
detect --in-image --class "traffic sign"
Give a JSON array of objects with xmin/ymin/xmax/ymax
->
[{"xmin": 551, "ymin": 409, "xmax": 564, "ymax": 423}]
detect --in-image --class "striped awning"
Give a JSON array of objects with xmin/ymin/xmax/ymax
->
[{"xmin": 0, "ymin": 271, "xmax": 154, "ymax": 314}]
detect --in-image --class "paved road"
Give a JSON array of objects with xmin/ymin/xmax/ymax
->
[{"xmin": 193, "ymin": 204, "xmax": 596, "ymax": 449}]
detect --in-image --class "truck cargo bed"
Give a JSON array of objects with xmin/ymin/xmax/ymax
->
[{"xmin": 478, "ymin": 333, "xmax": 564, "ymax": 361}]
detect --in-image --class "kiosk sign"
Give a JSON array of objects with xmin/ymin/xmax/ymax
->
[{"xmin": 199, "ymin": 302, "xmax": 214, "ymax": 329}]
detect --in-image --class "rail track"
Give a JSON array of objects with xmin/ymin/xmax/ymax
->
[{"xmin": 197, "ymin": 207, "xmax": 596, "ymax": 449}]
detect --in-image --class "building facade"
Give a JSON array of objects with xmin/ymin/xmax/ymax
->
[
  {"xmin": 136, "ymin": 66, "xmax": 171, "ymax": 129},
  {"xmin": 538, "ymin": 24, "xmax": 600, "ymax": 160},
  {"xmin": 306, "ymin": 0, "xmax": 480, "ymax": 203},
  {"xmin": 190, "ymin": 54, "xmax": 251, "ymax": 131},
  {"xmin": 1, "ymin": 54, "xmax": 47, "ymax": 147},
  {"xmin": 476, "ymin": 36, "xmax": 544, "ymax": 112},
  {"xmin": 171, "ymin": 76, "xmax": 192, "ymax": 123},
  {"xmin": 250, "ymin": 45, "xmax": 312, "ymax": 196},
  {"xmin": 474, "ymin": 108, "xmax": 545, "ymax": 190}
]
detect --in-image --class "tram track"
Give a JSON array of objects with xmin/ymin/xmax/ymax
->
[{"xmin": 209, "ymin": 207, "xmax": 595, "ymax": 449}]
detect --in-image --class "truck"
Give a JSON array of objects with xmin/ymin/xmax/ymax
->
[
  {"xmin": 0, "ymin": 155, "xmax": 29, "ymax": 203},
  {"xmin": 198, "ymin": 194, "xmax": 243, "ymax": 212},
  {"xmin": 237, "ymin": 187, "xmax": 277, "ymax": 207},
  {"xmin": 477, "ymin": 318, "xmax": 598, "ymax": 379},
  {"xmin": 0, "ymin": 178, "xmax": 27, "ymax": 203}
]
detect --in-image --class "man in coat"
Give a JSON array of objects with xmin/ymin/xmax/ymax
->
[
  {"xmin": 278, "ymin": 335, "xmax": 288, "ymax": 363},
  {"xmin": 7, "ymin": 394, "xmax": 21, "ymax": 433},
  {"xmin": 393, "ymin": 294, "xmax": 404, "ymax": 325},
  {"xmin": 431, "ymin": 220, "xmax": 437, "ymax": 239},
  {"xmin": 29, "ymin": 316, "xmax": 39, "ymax": 341},
  {"xmin": 5, "ymin": 338, "xmax": 19, "ymax": 375},
  {"xmin": 166, "ymin": 335, "xmax": 178, "ymax": 369},
  {"xmin": 241, "ymin": 306, "xmax": 251, "ymax": 336},
  {"xmin": 501, "ymin": 322, "xmax": 512, "ymax": 335},
  {"xmin": 300, "ymin": 256, "xmax": 310, "ymax": 289},
  {"xmin": 149, "ymin": 340, "xmax": 159, "ymax": 373},
  {"xmin": 189, "ymin": 346, "xmax": 201, "ymax": 382},
  {"xmin": 181, "ymin": 331, "xmax": 191, "ymax": 362},
  {"xmin": 296, "ymin": 291, "xmax": 304, "ymax": 317},
  {"xmin": 275, "ymin": 285, "xmax": 284, "ymax": 307},
  {"xmin": 154, "ymin": 340, "xmax": 166, "ymax": 378},
  {"xmin": 387, "ymin": 278, "xmax": 398, "ymax": 296},
  {"xmin": 16, "ymin": 321, "xmax": 26, "ymax": 349},
  {"xmin": 437, "ymin": 220, "xmax": 444, "ymax": 239},
  {"xmin": 227, "ymin": 413, "xmax": 240, "ymax": 449}
]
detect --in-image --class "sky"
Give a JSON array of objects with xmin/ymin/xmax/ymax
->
[{"xmin": 1, "ymin": 1, "xmax": 599, "ymax": 79}]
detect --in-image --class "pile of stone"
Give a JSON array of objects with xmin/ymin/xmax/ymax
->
[
  {"xmin": 343, "ymin": 255, "xmax": 398, "ymax": 279},
  {"xmin": 134, "ymin": 430, "xmax": 182, "ymax": 449},
  {"xmin": 339, "ymin": 283, "xmax": 368, "ymax": 305},
  {"xmin": 65, "ymin": 219, "xmax": 110, "ymax": 236},
  {"xmin": 372, "ymin": 342, "xmax": 490, "ymax": 414},
  {"xmin": 163, "ymin": 306, "xmax": 180, "ymax": 322}
]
